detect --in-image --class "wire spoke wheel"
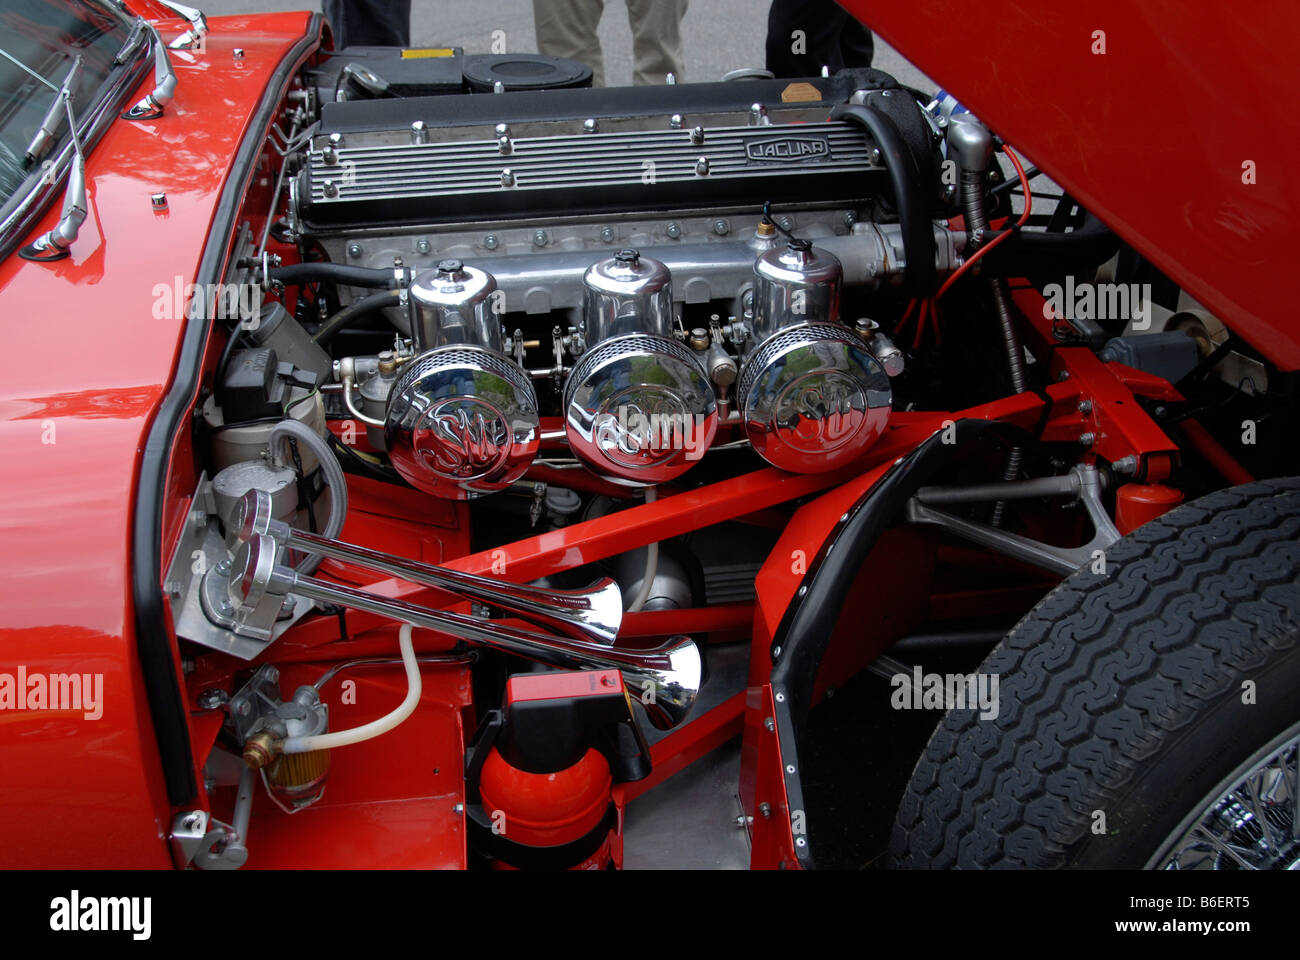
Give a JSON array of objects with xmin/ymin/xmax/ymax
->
[{"xmin": 1150, "ymin": 722, "xmax": 1300, "ymax": 870}]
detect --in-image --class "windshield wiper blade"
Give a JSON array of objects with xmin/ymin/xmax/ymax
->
[
  {"xmin": 0, "ymin": 47, "xmax": 57, "ymax": 91},
  {"xmin": 25, "ymin": 56, "xmax": 83, "ymax": 165}
]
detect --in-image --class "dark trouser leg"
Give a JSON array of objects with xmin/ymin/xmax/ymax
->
[
  {"xmin": 765, "ymin": 0, "xmax": 873, "ymax": 77},
  {"xmin": 323, "ymin": 0, "xmax": 412, "ymax": 49}
]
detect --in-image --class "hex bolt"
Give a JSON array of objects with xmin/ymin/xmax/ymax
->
[
  {"xmin": 1078, "ymin": 399, "xmax": 1094, "ymax": 414},
  {"xmin": 328, "ymin": 132, "xmax": 343, "ymax": 147},
  {"xmin": 532, "ymin": 229, "xmax": 548, "ymax": 247},
  {"xmin": 501, "ymin": 168, "xmax": 515, "ymax": 187},
  {"xmin": 666, "ymin": 221, "xmax": 682, "ymax": 239},
  {"xmin": 599, "ymin": 226, "xmax": 615, "ymax": 243},
  {"xmin": 197, "ymin": 689, "xmax": 228, "ymax": 710},
  {"xmin": 713, "ymin": 218, "xmax": 730, "ymax": 236},
  {"xmin": 497, "ymin": 136, "xmax": 512, "ymax": 155},
  {"xmin": 1079, "ymin": 432, "xmax": 1096, "ymax": 447},
  {"xmin": 151, "ymin": 192, "xmax": 167, "ymax": 210},
  {"xmin": 670, "ymin": 113, "xmax": 683, "ymax": 129},
  {"xmin": 232, "ymin": 48, "xmax": 244, "ymax": 60},
  {"xmin": 759, "ymin": 802, "xmax": 772, "ymax": 819},
  {"xmin": 582, "ymin": 118, "xmax": 598, "ymax": 134},
  {"xmin": 690, "ymin": 125, "xmax": 704, "ymax": 145},
  {"xmin": 214, "ymin": 559, "xmax": 231, "ymax": 575},
  {"xmin": 870, "ymin": 147, "xmax": 882, "ymax": 165},
  {"xmin": 322, "ymin": 180, "xmax": 338, "ymax": 198},
  {"xmin": 695, "ymin": 156, "xmax": 710, "ymax": 175},
  {"xmin": 416, "ymin": 238, "xmax": 431, "ymax": 255},
  {"xmin": 494, "ymin": 123, "xmax": 511, "ymax": 138},
  {"xmin": 453, "ymin": 803, "xmax": 465, "ymax": 815},
  {"xmin": 347, "ymin": 241, "xmax": 363, "ymax": 258},
  {"xmin": 410, "ymin": 120, "xmax": 428, "ymax": 145},
  {"xmin": 778, "ymin": 216, "xmax": 794, "ymax": 231},
  {"xmin": 764, "ymin": 717, "xmax": 775, "ymax": 732},
  {"xmin": 483, "ymin": 234, "xmax": 499, "ymax": 251}
]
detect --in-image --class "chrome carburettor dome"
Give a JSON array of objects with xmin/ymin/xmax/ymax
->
[
  {"xmin": 739, "ymin": 241, "xmax": 892, "ymax": 473},
  {"xmin": 563, "ymin": 250, "xmax": 718, "ymax": 484},
  {"xmin": 385, "ymin": 260, "xmax": 540, "ymax": 498}
]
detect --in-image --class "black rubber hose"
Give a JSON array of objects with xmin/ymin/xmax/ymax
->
[
  {"xmin": 980, "ymin": 212, "xmax": 1119, "ymax": 274},
  {"xmin": 270, "ymin": 262, "xmax": 400, "ymax": 289},
  {"xmin": 830, "ymin": 102, "xmax": 936, "ymax": 296},
  {"xmin": 312, "ymin": 288, "xmax": 402, "ymax": 345}
]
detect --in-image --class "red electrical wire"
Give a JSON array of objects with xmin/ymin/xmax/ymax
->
[{"xmin": 935, "ymin": 143, "xmax": 1032, "ymax": 301}]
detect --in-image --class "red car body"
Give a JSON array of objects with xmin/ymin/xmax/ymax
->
[{"xmin": 0, "ymin": 0, "xmax": 1292, "ymax": 868}]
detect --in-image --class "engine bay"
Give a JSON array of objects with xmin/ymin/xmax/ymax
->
[{"xmin": 158, "ymin": 48, "xmax": 1291, "ymax": 870}]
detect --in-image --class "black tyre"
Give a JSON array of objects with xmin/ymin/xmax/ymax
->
[{"xmin": 890, "ymin": 478, "xmax": 1300, "ymax": 868}]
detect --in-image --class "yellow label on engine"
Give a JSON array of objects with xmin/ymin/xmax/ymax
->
[
  {"xmin": 780, "ymin": 82, "xmax": 822, "ymax": 103},
  {"xmin": 401, "ymin": 48, "xmax": 457, "ymax": 59}
]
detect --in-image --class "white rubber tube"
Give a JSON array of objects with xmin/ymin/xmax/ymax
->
[
  {"xmin": 282, "ymin": 623, "xmax": 421, "ymax": 754},
  {"xmin": 627, "ymin": 487, "xmax": 659, "ymax": 613}
]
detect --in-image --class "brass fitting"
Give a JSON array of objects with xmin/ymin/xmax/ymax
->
[{"xmin": 242, "ymin": 731, "xmax": 280, "ymax": 769}]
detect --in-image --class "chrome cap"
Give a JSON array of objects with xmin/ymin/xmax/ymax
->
[
  {"xmin": 582, "ymin": 248, "xmax": 674, "ymax": 342},
  {"xmin": 752, "ymin": 242, "xmax": 843, "ymax": 342},
  {"xmin": 409, "ymin": 260, "xmax": 502, "ymax": 352},
  {"xmin": 739, "ymin": 323, "xmax": 891, "ymax": 473},
  {"xmin": 386, "ymin": 346, "xmax": 539, "ymax": 499},
  {"xmin": 564, "ymin": 334, "xmax": 717, "ymax": 484}
]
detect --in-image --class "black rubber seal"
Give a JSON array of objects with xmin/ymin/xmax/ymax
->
[
  {"xmin": 130, "ymin": 16, "xmax": 324, "ymax": 807},
  {"xmin": 768, "ymin": 419, "xmax": 1026, "ymax": 868}
]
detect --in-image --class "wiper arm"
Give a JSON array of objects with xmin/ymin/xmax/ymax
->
[
  {"xmin": 158, "ymin": 1, "xmax": 208, "ymax": 50},
  {"xmin": 121, "ymin": 18, "xmax": 177, "ymax": 120},
  {"xmin": 113, "ymin": 19, "xmax": 148, "ymax": 64},
  {"xmin": 19, "ymin": 71, "xmax": 88, "ymax": 263},
  {"xmin": 25, "ymin": 56, "xmax": 83, "ymax": 165}
]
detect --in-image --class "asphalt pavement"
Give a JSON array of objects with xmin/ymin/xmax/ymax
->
[{"xmin": 196, "ymin": 0, "xmax": 935, "ymax": 93}]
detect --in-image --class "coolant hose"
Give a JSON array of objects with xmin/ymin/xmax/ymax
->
[
  {"xmin": 283, "ymin": 623, "xmax": 420, "ymax": 753},
  {"xmin": 830, "ymin": 103, "xmax": 936, "ymax": 296},
  {"xmin": 268, "ymin": 418, "xmax": 348, "ymax": 574},
  {"xmin": 311, "ymin": 288, "xmax": 403, "ymax": 345},
  {"xmin": 269, "ymin": 262, "xmax": 401, "ymax": 290}
]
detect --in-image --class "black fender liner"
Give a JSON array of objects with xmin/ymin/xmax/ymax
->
[{"xmin": 766, "ymin": 418, "xmax": 1027, "ymax": 868}]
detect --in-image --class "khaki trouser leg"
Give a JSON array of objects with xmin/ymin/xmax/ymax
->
[
  {"xmin": 625, "ymin": 0, "xmax": 688, "ymax": 85},
  {"xmin": 533, "ymin": 0, "xmax": 607, "ymax": 87}
]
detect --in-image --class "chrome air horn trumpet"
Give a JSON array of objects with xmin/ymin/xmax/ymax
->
[
  {"xmin": 222, "ymin": 491, "xmax": 699, "ymax": 729},
  {"xmin": 228, "ymin": 489, "xmax": 622, "ymax": 645}
]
